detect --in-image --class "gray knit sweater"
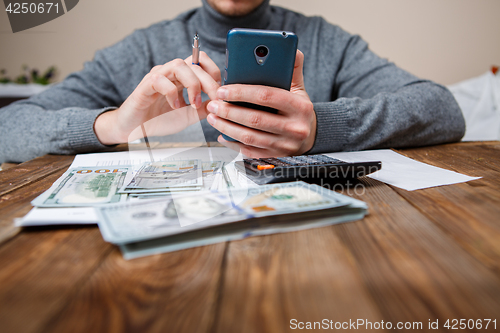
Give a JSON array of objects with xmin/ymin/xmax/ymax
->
[{"xmin": 0, "ymin": 0, "xmax": 465, "ymax": 163}]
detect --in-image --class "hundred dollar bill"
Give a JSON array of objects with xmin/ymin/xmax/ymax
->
[
  {"xmin": 119, "ymin": 159, "xmax": 202, "ymax": 193},
  {"xmin": 97, "ymin": 191, "xmax": 248, "ymax": 244},
  {"xmin": 32, "ymin": 166, "xmax": 130, "ymax": 207},
  {"xmin": 122, "ymin": 161, "xmax": 223, "ymax": 196},
  {"xmin": 240, "ymin": 183, "xmax": 346, "ymax": 216},
  {"xmin": 96, "ymin": 181, "xmax": 353, "ymax": 244}
]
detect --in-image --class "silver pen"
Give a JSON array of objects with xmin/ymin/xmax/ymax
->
[{"xmin": 192, "ymin": 33, "xmax": 200, "ymax": 65}]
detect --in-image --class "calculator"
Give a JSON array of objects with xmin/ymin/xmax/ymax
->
[{"xmin": 235, "ymin": 154, "xmax": 382, "ymax": 185}]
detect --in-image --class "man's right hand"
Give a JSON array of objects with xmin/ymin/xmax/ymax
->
[{"xmin": 94, "ymin": 51, "xmax": 221, "ymax": 145}]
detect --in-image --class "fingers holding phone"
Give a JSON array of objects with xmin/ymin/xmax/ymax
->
[
  {"xmin": 209, "ymin": 29, "xmax": 316, "ymax": 157},
  {"xmin": 206, "ymin": 79, "xmax": 317, "ymax": 157},
  {"xmin": 208, "ymin": 38, "xmax": 316, "ymax": 157}
]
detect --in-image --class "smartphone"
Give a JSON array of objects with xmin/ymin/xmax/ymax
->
[{"xmin": 222, "ymin": 28, "xmax": 298, "ymax": 141}]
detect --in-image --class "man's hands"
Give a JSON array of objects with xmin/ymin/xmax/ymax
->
[
  {"xmin": 94, "ymin": 52, "xmax": 220, "ymax": 145},
  {"xmin": 206, "ymin": 50, "xmax": 317, "ymax": 157},
  {"xmin": 94, "ymin": 49, "xmax": 317, "ymax": 157}
]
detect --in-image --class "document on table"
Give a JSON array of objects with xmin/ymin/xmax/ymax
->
[
  {"xmin": 70, "ymin": 147, "xmax": 241, "ymax": 169},
  {"xmin": 15, "ymin": 207, "xmax": 98, "ymax": 226},
  {"xmin": 326, "ymin": 149, "xmax": 481, "ymax": 191}
]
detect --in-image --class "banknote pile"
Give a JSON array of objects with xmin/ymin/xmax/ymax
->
[
  {"xmin": 120, "ymin": 159, "xmax": 204, "ymax": 194},
  {"xmin": 31, "ymin": 159, "xmax": 253, "ymax": 207},
  {"xmin": 31, "ymin": 159, "xmax": 367, "ymax": 259},
  {"xmin": 96, "ymin": 182, "xmax": 367, "ymax": 259}
]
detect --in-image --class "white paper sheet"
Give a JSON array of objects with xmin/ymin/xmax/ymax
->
[
  {"xmin": 326, "ymin": 149, "xmax": 481, "ymax": 191},
  {"xmin": 16, "ymin": 207, "xmax": 98, "ymax": 226},
  {"xmin": 70, "ymin": 147, "xmax": 242, "ymax": 168}
]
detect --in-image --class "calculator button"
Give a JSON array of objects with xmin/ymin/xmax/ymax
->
[
  {"xmin": 245, "ymin": 159, "xmax": 271, "ymax": 169},
  {"xmin": 289, "ymin": 158, "xmax": 308, "ymax": 165},
  {"xmin": 295, "ymin": 156, "xmax": 320, "ymax": 164},
  {"xmin": 261, "ymin": 158, "xmax": 282, "ymax": 165},
  {"xmin": 276, "ymin": 157, "xmax": 292, "ymax": 164},
  {"xmin": 314, "ymin": 155, "xmax": 347, "ymax": 164},
  {"xmin": 257, "ymin": 164, "xmax": 275, "ymax": 170}
]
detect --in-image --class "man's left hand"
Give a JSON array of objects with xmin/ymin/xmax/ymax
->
[{"xmin": 206, "ymin": 50, "xmax": 316, "ymax": 158}]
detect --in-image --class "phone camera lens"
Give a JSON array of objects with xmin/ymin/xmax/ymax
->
[{"xmin": 255, "ymin": 46, "xmax": 268, "ymax": 58}]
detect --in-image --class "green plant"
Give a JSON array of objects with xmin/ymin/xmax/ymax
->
[{"xmin": 0, "ymin": 65, "xmax": 57, "ymax": 85}]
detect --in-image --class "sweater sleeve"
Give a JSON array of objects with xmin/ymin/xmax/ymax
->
[
  {"xmin": 307, "ymin": 26, "xmax": 465, "ymax": 154},
  {"xmin": 0, "ymin": 30, "xmax": 151, "ymax": 163}
]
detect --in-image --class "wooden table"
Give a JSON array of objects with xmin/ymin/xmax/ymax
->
[{"xmin": 1, "ymin": 142, "xmax": 499, "ymax": 333}]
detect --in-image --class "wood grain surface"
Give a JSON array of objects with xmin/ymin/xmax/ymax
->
[
  {"xmin": 336, "ymin": 177, "xmax": 500, "ymax": 330},
  {"xmin": 0, "ymin": 142, "xmax": 499, "ymax": 333},
  {"xmin": 43, "ymin": 244, "xmax": 227, "ymax": 333},
  {"xmin": 0, "ymin": 162, "xmax": 18, "ymax": 171},
  {"xmin": 395, "ymin": 143, "xmax": 500, "ymax": 279},
  {"xmin": 0, "ymin": 154, "xmax": 74, "ymax": 245},
  {"xmin": 214, "ymin": 228, "xmax": 383, "ymax": 333},
  {"xmin": 0, "ymin": 227, "xmax": 113, "ymax": 333}
]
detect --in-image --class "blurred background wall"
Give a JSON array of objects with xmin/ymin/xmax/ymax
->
[{"xmin": 1, "ymin": 0, "xmax": 499, "ymax": 85}]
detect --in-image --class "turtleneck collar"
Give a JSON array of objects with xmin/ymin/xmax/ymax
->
[{"xmin": 193, "ymin": 0, "xmax": 272, "ymax": 50}]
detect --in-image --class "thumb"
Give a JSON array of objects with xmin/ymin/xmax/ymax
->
[{"xmin": 290, "ymin": 49, "xmax": 306, "ymax": 94}]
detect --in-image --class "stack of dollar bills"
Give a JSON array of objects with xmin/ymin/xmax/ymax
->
[
  {"xmin": 30, "ymin": 162, "xmax": 367, "ymax": 260},
  {"xmin": 120, "ymin": 159, "xmax": 256, "ymax": 198},
  {"xmin": 95, "ymin": 181, "xmax": 368, "ymax": 259},
  {"xmin": 31, "ymin": 160, "xmax": 255, "ymax": 207}
]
